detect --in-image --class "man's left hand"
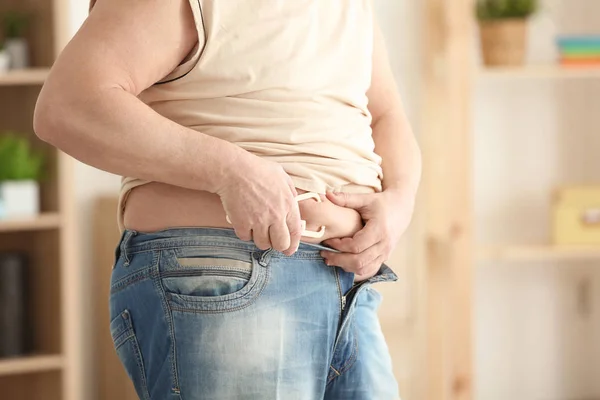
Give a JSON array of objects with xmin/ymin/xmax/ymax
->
[{"xmin": 320, "ymin": 188, "xmax": 415, "ymax": 281}]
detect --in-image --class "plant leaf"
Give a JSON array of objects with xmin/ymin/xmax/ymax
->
[{"xmin": 0, "ymin": 133, "xmax": 45, "ymax": 181}]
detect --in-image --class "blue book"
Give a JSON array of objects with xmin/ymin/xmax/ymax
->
[{"xmin": 557, "ymin": 35, "xmax": 600, "ymax": 48}]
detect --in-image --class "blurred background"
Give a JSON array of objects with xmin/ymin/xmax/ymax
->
[{"xmin": 0, "ymin": 0, "xmax": 598, "ymax": 399}]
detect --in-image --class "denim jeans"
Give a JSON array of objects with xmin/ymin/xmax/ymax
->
[{"xmin": 109, "ymin": 228, "xmax": 400, "ymax": 400}]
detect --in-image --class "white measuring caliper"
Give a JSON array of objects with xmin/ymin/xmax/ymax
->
[{"xmin": 225, "ymin": 192, "xmax": 326, "ymax": 239}]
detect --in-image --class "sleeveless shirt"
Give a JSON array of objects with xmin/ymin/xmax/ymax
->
[{"xmin": 118, "ymin": 0, "xmax": 383, "ymax": 228}]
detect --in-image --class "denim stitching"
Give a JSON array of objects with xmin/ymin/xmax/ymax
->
[
  {"xmin": 326, "ymin": 320, "xmax": 359, "ymax": 385},
  {"xmin": 128, "ymin": 242, "xmax": 255, "ymax": 254},
  {"xmin": 326, "ymin": 268, "xmax": 345, "ymax": 384},
  {"xmin": 121, "ymin": 230, "xmax": 137, "ymax": 267},
  {"xmin": 113, "ymin": 332, "xmax": 134, "ymax": 350},
  {"xmin": 110, "ymin": 267, "xmax": 153, "ymax": 294},
  {"xmin": 332, "ymin": 268, "xmax": 343, "ymax": 345},
  {"xmin": 169, "ymin": 265, "xmax": 271, "ymax": 315},
  {"xmin": 338, "ymin": 323, "xmax": 359, "ymax": 374},
  {"xmin": 115, "ymin": 310, "xmax": 151, "ymax": 400},
  {"xmin": 327, "ymin": 283, "xmax": 369, "ymax": 384},
  {"xmin": 165, "ymin": 277, "xmax": 261, "ymax": 303},
  {"xmin": 152, "ymin": 251, "xmax": 182, "ymax": 396},
  {"xmin": 258, "ymin": 248, "xmax": 275, "ymax": 266},
  {"xmin": 131, "ymin": 332, "xmax": 151, "ymax": 400},
  {"xmin": 131, "ymin": 246, "xmax": 324, "ymax": 260},
  {"xmin": 164, "ymin": 254, "xmax": 267, "ymax": 306},
  {"xmin": 126, "ymin": 241, "xmax": 324, "ymax": 259}
]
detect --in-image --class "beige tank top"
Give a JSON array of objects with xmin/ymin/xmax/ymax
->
[{"xmin": 119, "ymin": 0, "xmax": 383, "ymax": 229}]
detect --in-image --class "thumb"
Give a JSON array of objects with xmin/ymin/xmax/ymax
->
[{"xmin": 326, "ymin": 191, "xmax": 370, "ymax": 210}]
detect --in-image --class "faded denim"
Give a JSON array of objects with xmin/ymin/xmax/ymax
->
[{"xmin": 109, "ymin": 228, "xmax": 400, "ymax": 400}]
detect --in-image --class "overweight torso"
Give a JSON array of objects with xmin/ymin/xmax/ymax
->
[{"xmin": 122, "ymin": 0, "xmax": 382, "ymax": 238}]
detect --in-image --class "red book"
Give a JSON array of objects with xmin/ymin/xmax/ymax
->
[{"xmin": 560, "ymin": 58, "xmax": 600, "ymax": 66}]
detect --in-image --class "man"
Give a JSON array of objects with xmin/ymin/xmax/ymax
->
[{"xmin": 34, "ymin": 0, "xmax": 421, "ymax": 399}]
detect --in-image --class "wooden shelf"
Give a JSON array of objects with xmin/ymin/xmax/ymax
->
[
  {"xmin": 478, "ymin": 64, "xmax": 600, "ymax": 80},
  {"xmin": 0, "ymin": 213, "xmax": 62, "ymax": 233},
  {"xmin": 477, "ymin": 244, "xmax": 600, "ymax": 262},
  {"xmin": 0, "ymin": 355, "xmax": 64, "ymax": 377},
  {"xmin": 0, "ymin": 0, "xmax": 79, "ymax": 398},
  {"xmin": 0, "ymin": 68, "xmax": 50, "ymax": 86}
]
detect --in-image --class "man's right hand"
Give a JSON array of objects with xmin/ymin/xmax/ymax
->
[{"xmin": 217, "ymin": 152, "xmax": 303, "ymax": 256}]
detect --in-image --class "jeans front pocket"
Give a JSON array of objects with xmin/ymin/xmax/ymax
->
[
  {"xmin": 110, "ymin": 309, "xmax": 150, "ymax": 400},
  {"xmin": 159, "ymin": 248, "xmax": 270, "ymax": 314},
  {"xmin": 162, "ymin": 257, "xmax": 252, "ymax": 297}
]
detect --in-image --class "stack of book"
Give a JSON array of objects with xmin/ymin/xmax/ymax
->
[
  {"xmin": 0, "ymin": 253, "xmax": 30, "ymax": 357},
  {"xmin": 557, "ymin": 35, "xmax": 600, "ymax": 67}
]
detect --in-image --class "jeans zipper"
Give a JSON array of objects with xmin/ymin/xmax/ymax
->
[
  {"xmin": 334, "ymin": 269, "xmax": 345, "ymax": 329},
  {"xmin": 341, "ymin": 281, "xmax": 367, "ymax": 312}
]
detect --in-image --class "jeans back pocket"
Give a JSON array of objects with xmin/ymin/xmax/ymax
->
[{"xmin": 110, "ymin": 310, "xmax": 151, "ymax": 400}]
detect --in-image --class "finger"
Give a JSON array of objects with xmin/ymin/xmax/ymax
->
[
  {"xmin": 323, "ymin": 237, "xmax": 354, "ymax": 253},
  {"xmin": 354, "ymin": 254, "xmax": 385, "ymax": 281},
  {"xmin": 252, "ymin": 226, "xmax": 272, "ymax": 250},
  {"xmin": 367, "ymin": 254, "xmax": 386, "ymax": 274},
  {"xmin": 351, "ymin": 222, "xmax": 382, "ymax": 251},
  {"xmin": 269, "ymin": 221, "xmax": 291, "ymax": 253},
  {"xmin": 324, "ymin": 237, "xmax": 344, "ymax": 249},
  {"xmin": 324, "ymin": 222, "xmax": 380, "ymax": 254},
  {"xmin": 233, "ymin": 222, "xmax": 252, "ymax": 242},
  {"xmin": 284, "ymin": 205, "xmax": 302, "ymax": 256},
  {"xmin": 321, "ymin": 242, "xmax": 383, "ymax": 276},
  {"xmin": 325, "ymin": 191, "xmax": 370, "ymax": 210},
  {"xmin": 351, "ymin": 252, "xmax": 385, "ymax": 280},
  {"xmin": 234, "ymin": 227, "xmax": 252, "ymax": 242}
]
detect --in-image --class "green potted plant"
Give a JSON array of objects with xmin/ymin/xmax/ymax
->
[
  {"xmin": 2, "ymin": 11, "xmax": 30, "ymax": 69},
  {"xmin": 476, "ymin": 0, "xmax": 538, "ymax": 66},
  {"xmin": 0, "ymin": 133, "xmax": 44, "ymax": 219}
]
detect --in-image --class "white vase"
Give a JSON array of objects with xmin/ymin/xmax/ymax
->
[
  {"xmin": 0, "ymin": 51, "xmax": 9, "ymax": 73},
  {"xmin": 5, "ymin": 38, "xmax": 29, "ymax": 69},
  {"xmin": 0, "ymin": 180, "xmax": 40, "ymax": 219}
]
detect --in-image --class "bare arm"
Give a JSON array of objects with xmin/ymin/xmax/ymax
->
[
  {"xmin": 34, "ymin": 0, "xmax": 302, "ymax": 254},
  {"xmin": 368, "ymin": 20, "xmax": 422, "ymax": 200},
  {"xmin": 34, "ymin": 0, "xmax": 246, "ymax": 194},
  {"xmin": 322, "ymin": 19, "xmax": 421, "ymax": 279}
]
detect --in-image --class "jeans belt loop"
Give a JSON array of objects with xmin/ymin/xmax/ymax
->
[{"xmin": 121, "ymin": 230, "xmax": 137, "ymax": 267}]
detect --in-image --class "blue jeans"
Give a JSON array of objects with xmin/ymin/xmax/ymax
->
[{"xmin": 109, "ymin": 228, "xmax": 400, "ymax": 400}]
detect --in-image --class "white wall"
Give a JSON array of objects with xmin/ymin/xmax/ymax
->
[
  {"xmin": 373, "ymin": 0, "xmax": 421, "ymax": 124},
  {"xmin": 474, "ymin": 1, "xmax": 600, "ymax": 399}
]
